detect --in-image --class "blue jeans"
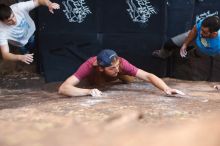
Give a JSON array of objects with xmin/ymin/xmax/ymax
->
[{"xmin": 19, "ymin": 35, "xmax": 35, "ymax": 54}]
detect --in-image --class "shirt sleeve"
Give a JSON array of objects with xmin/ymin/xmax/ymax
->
[
  {"xmin": 17, "ymin": 0, "xmax": 37, "ymax": 12},
  {"xmin": 196, "ymin": 20, "xmax": 203, "ymax": 31},
  {"xmin": 73, "ymin": 57, "xmax": 95, "ymax": 80},
  {"xmin": 0, "ymin": 33, "xmax": 8, "ymax": 46},
  {"xmin": 120, "ymin": 58, "xmax": 138, "ymax": 76}
]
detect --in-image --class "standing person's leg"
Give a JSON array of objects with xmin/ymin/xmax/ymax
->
[
  {"xmin": 171, "ymin": 31, "xmax": 190, "ymax": 47},
  {"xmin": 19, "ymin": 35, "xmax": 35, "ymax": 54},
  {"xmin": 152, "ymin": 31, "xmax": 190, "ymax": 59}
]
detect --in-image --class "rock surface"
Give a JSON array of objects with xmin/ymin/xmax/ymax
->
[{"xmin": 0, "ymin": 77, "xmax": 220, "ymax": 146}]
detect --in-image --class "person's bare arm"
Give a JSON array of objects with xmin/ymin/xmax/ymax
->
[
  {"xmin": 180, "ymin": 25, "xmax": 198, "ymax": 57},
  {"xmin": 58, "ymin": 75, "xmax": 102, "ymax": 97},
  {"xmin": 0, "ymin": 44, "xmax": 33, "ymax": 64},
  {"xmin": 135, "ymin": 69, "xmax": 184, "ymax": 95},
  {"xmin": 184, "ymin": 25, "xmax": 198, "ymax": 46},
  {"xmin": 33, "ymin": 0, "xmax": 60, "ymax": 13}
]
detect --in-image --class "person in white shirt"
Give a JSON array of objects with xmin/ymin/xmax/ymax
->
[{"xmin": 0, "ymin": 0, "xmax": 60, "ymax": 64}]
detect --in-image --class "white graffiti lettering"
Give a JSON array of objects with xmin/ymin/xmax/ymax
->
[
  {"xmin": 62, "ymin": 0, "xmax": 92, "ymax": 23},
  {"xmin": 196, "ymin": 10, "xmax": 218, "ymax": 23},
  {"xmin": 126, "ymin": 0, "xmax": 157, "ymax": 23}
]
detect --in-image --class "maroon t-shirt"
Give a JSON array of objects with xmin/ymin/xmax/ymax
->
[{"xmin": 74, "ymin": 57, "xmax": 138, "ymax": 81}]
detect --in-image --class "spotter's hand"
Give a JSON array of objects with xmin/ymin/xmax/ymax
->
[
  {"xmin": 48, "ymin": 2, "xmax": 60, "ymax": 14},
  {"xmin": 19, "ymin": 53, "xmax": 34, "ymax": 64}
]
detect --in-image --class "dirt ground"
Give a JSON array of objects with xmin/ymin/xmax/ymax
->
[{"xmin": 0, "ymin": 74, "xmax": 220, "ymax": 146}]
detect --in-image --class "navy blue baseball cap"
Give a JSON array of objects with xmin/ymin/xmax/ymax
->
[{"xmin": 97, "ymin": 49, "xmax": 118, "ymax": 67}]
